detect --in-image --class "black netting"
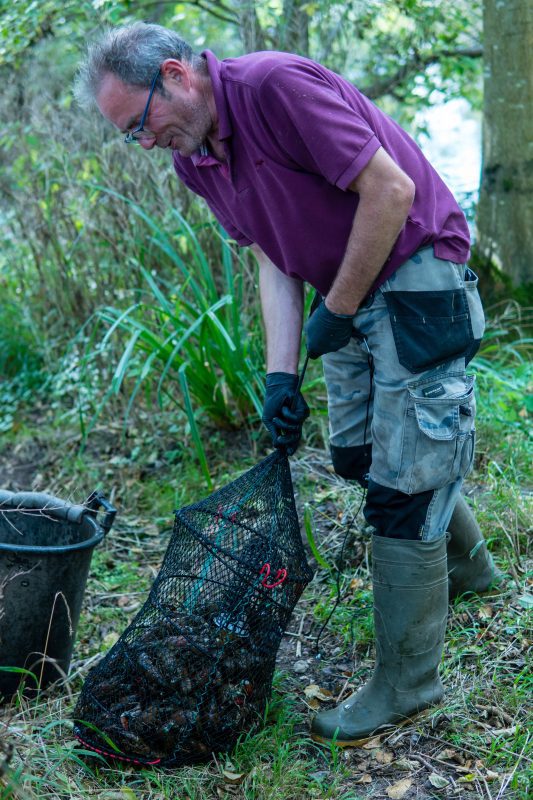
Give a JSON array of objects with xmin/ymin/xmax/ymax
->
[{"xmin": 73, "ymin": 451, "xmax": 313, "ymax": 766}]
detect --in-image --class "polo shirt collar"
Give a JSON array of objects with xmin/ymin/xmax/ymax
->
[{"xmin": 201, "ymin": 50, "xmax": 232, "ymax": 141}]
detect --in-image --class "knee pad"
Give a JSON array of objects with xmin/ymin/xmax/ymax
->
[
  {"xmin": 365, "ymin": 479, "xmax": 434, "ymax": 540},
  {"xmin": 330, "ymin": 444, "xmax": 372, "ymax": 488}
]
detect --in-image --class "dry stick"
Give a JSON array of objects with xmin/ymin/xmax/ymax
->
[
  {"xmin": 479, "ymin": 770, "xmax": 495, "ymax": 800},
  {"xmin": 335, "ymin": 673, "xmax": 352, "ymax": 704},
  {"xmin": 503, "ymin": 547, "xmax": 523, "ymax": 585},
  {"xmin": 295, "ymin": 613, "xmax": 305, "ymax": 658},
  {"xmin": 495, "ymin": 734, "xmax": 531, "ymax": 800},
  {"xmin": 474, "ymin": 704, "xmax": 516, "ymax": 727},
  {"xmin": 0, "ymin": 510, "xmax": 26, "ymax": 536},
  {"xmin": 409, "ymin": 752, "xmax": 461, "ymax": 792},
  {"xmin": 474, "ymin": 608, "xmax": 504, "ymax": 645},
  {"xmin": 494, "ymin": 510, "xmax": 525, "ymax": 571},
  {"xmin": 426, "ymin": 732, "xmax": 525, "ymax": 763},
  {"xmin": 408, "ymin": 752, "xmax": 441, "ymax": 773}
]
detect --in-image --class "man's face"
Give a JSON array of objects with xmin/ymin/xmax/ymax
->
[{"xmin": 96, "ymin": 63, "xmax": 214, "ymax": 156}]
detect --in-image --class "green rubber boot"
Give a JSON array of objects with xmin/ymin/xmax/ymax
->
[
  {"xmin": 447, "ymin": 495, "xmax": 502, "ymax": 600},
  {"xmin": 311, "ymin": 534, "xmax": 448, "ymax": 746}
]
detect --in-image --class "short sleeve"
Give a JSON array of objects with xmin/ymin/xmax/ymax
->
[{"xmin": 257, "ymin": 61, "xmax": 381, "ymax": 190}]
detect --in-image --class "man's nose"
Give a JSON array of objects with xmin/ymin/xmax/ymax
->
[{"xmin": 140, "ymin": 136, "xmax": 157, "ymax": 150}]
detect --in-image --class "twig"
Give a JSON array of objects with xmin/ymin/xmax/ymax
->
[
  {"xmin": 474, "ymin": 704, "xmax": 515, "ymax": 727},
  {"xmin": 496, "ymin": 734, "xmax": 530, "ymax": 799},
  {"xmin": 478, "ymin": 770, "xmax": 494, "ymax": 800},
  {"xmin": 295, "ymin": 613, "xmax": 305, "ymax": 658},
  {"xmin": 494, "ymin": 509, "xmax": 524, "ymax": 571},
  {"xmin": 335, "ymin": 674, "xmax": 352, "ymax": 704},
  {"xmin": 409, "ymin": 752, "xmax": 439, "ymax": 773},
  {"xmin": 503, "ymin": 547, "xmax": 523, "ymax": 584},
  {"xmin": 426, "ymin": 733, "xmax": 524, "ymax": 762},
  {"xmin": 475, "ymin": 608, "xmax": 504, "ymax": 645}
]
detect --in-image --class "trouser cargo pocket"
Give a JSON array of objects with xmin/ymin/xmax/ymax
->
[
  {"xmin": 399, "ymin": 373, "xmax": 476, "ymax": 494},
  {"xmin": 383, "ymin": 288, "xmax": 474, "ymax": 373}
]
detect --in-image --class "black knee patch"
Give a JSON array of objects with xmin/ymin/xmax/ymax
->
[
  {"xmin": 365, "ymin": 480, "xmax": 434, "ymax": 540},
  {"xmin": 330, "ymin": 444, "xmax": 372, "ymax": 488}
]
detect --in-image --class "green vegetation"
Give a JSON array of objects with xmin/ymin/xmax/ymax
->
[{"xmin": 0, "ymin": 1, "xmax": 531, "ymax": 798}]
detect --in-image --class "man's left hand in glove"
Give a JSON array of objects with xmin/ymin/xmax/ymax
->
[
  {"xmin": 304, "ymin": 300, "xmax": 355, "ymax": 359},
  {"xmin": 262, "ymin": 372, "xmax": 310, "ymax": 456}
]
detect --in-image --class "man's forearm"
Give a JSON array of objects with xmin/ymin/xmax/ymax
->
[
  {"xmin": 326, "ymin": 149, "xmax": 416, "ymax": 316},
  {"xmin": 255, "ymin": 245, "xmax": 304, "ymax": 374}
]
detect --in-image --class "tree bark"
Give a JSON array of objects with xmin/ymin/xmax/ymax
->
[
  {"xmin": 477, "ymin": 0, "xmax": 533, "ymax": 284},
  {"xmin": 281, "ymin": 0, "xmax": 309, "ymax": 56},
  {"xmin": 236, "ymin": 1, "xmax": 266, "ymax": 52}
]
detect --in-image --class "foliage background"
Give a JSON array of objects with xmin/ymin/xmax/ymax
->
[{"xmin": 0, "ymin": 2, "xmax": 531, "ymax": 799}]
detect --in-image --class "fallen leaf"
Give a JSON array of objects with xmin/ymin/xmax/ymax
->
[
  {"xmin": 478, "ymin": 604, "xmax": 493, "ymax": 620},
  {"xmin": 386, "ymin": 778, "xmax": 412, "ymax": 799},
  {"xmin": 429, "ymin": 773, "xmax": 450, "ymax": 788},
  {"xmin": 374, "ymin": 749, "xmax": 394, "ymax": 764},
  {"xmin": 304, "ymin": 684, "xmax": 333, "ymax": 701},
  {"xmin": 222, "ymin": 770, "xmax": 246, "ymax": 785},
  {"xmin": 394, "ymin": 758, "xmax": 419, "ymax": 771},
  {"xmin": 354, "ymin": 774, "xmax": 372, "ymax": 784},
  {"xmin": 440, "ymin": 748, "xmax": 463, "ymax": 764},
  {"xmin": 457, "ymin": 774, "xmax": 477, "ymax": 783},
  {"xmin": 362, "ymin": 735, "xmax": 382, "ymax": 749},
  {"xmin": 350, "ymin": 577, "xmax": 364, "ymax": 591},
  {"xmin": 485, "ymin": 770, "xmax": 500, "ymax": 780},
  {"xmin": 491, "ymin": 725, "xmax": 518, "ymax": 737},
  {"xmin": 306, "ymin": 698, "xmax": 320, "ymax": 710}
]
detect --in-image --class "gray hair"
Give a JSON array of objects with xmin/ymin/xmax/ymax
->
[{"xmin": 74, "ymin": 21, "xmax": 205, "ymax": 108}]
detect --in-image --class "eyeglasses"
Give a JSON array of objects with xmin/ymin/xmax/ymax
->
[{"xmin": 124, "ymin": 69, "xmax": 160, "ymax": 144}]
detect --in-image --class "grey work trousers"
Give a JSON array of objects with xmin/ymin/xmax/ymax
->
[{"xmin": 323, "ymin": 247, "xmax": 485, "ymax": 541}]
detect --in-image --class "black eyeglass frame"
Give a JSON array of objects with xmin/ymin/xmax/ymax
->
[{"xmin": 124, "ymin": 69, "xmax": 161, "ymax": 144}]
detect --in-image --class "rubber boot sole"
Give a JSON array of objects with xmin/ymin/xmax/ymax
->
[{"xmin": 310, "ymin": 709, "xmax": 430, "ymax": 748}]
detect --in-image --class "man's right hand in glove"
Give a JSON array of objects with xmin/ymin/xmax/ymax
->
[{"xmin": 262, "ymin": 372, "xmax": 310, "ymax": 456}]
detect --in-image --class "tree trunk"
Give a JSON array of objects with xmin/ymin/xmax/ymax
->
[
  {"xmin": 236, "ymin": 1, "xmax": 266, "ymax": 53},
  {"xmin": 477, "ymin": 0, "xmax": 533, "ymax": 285},
  {"xmin": 280, "ymin": 0, "xmax": 309, "ymax": 56}
]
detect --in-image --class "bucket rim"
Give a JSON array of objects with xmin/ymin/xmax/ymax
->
[{"xmin": 0, "ymin": 516, "xmax": 104, "ymax": 555}]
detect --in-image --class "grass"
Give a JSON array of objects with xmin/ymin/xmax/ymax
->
[
  {"xmin": 0, "ymin": 299, "xmax": 531, "ymax": 799},
  {"xmin": 70, "ymin": 193, "xmax": 266, "ymax": 489}
]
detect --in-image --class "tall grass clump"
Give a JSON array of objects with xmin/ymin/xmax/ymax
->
[
  {"xmin": 77, "ymin": 190, "xmax": 265, "ymax": 485},
  {"xmin": 470, "ymin": 300, "xmax": 532, "ymax": 475}
]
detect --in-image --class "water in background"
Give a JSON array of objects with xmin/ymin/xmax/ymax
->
[{"xmin": 417, "ymin": 98, "xmax": 481, "ymax": 236}]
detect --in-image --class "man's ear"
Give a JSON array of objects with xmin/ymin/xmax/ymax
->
[{"xmin": 160, "ymin": 58, "xmax": 191, "ymax": 90}]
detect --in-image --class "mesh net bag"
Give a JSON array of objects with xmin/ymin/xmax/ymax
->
[{"xmin": 73, "ymin": 451, "xmax": 313, "ymax": 766}]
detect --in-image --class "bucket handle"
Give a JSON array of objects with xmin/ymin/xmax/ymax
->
[{"xmin": 85, "ymin": 491, "xmax": 117, "ymax": 536}]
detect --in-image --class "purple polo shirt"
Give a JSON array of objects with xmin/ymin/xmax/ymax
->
[{"xmin": 173, "ymin": 51, "xmax": 470, "ymax": 296}]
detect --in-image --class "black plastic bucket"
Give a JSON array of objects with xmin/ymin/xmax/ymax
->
[{"xmin": 0, "ymin": 490, "xmax": 116, "ymax": 700}]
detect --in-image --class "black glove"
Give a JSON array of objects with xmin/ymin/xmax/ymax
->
[
  {"xmin": 304, "ymin": 300, "xmax": 355, "ymax": 358},
  {"xmin": 262, "ymin": 372, "xmax": 310, "ymax": 456}
]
